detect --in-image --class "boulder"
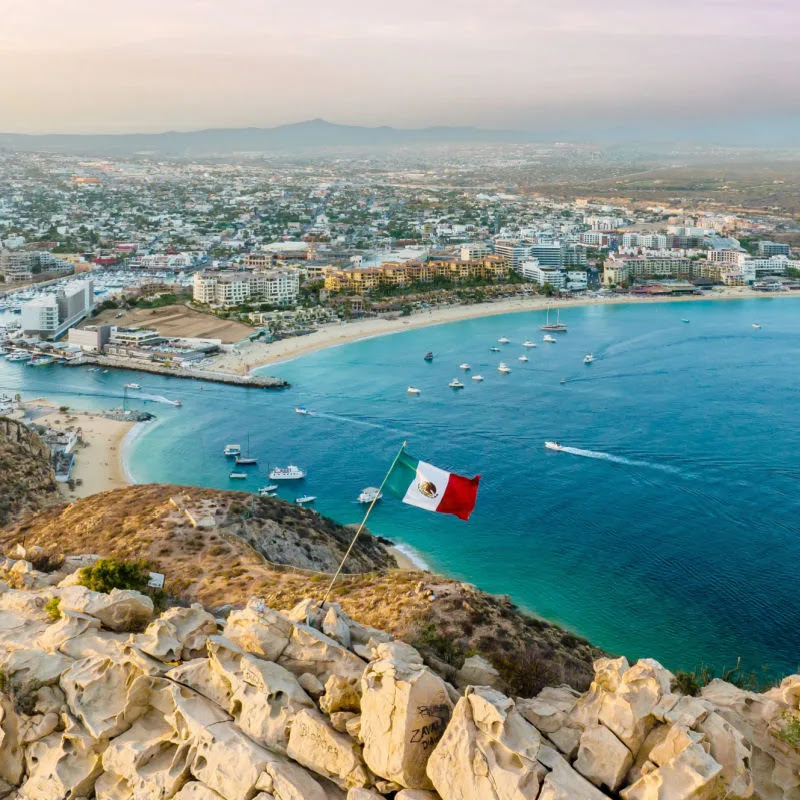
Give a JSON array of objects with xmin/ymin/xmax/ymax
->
[
  {"xmin": 0, "ymin": 697, "xmax": 24, "ymax": 785},
  {"xmin": 2, "ymin": 647, "xmax": 72, "ymax": 687},
  {"xmin": 347, "ymin": 789, "xmax": 383, "ymax": 800},
  {"xmin": 361, "ymin": 642, "xmax": 452, "ymax": 789},
  {"xmin": 620, "ymin": 743, "xmax": 722, "ymax": 800},
  {"xmin": 58, "ymin": 586, "xmax": 154, "ymax": 632},
  {"xmin": 287, "ymin": 708, "xmax": 372, "ymax": 789},
  {"xmin": 538, "ymin": 756, "xmax": 610, "ymax": 800},
  {"xmin": 648, "ymin": 725, "xmax": 705, "ymax": 767},
  {"xmin": 517, "ymin": 686, "xmax": 580, "ymax": 733},
  {"xmin": 35, "ymin": 610, "xmax": 101, "ymax": 653},
  {"xmin": 223, "ymin": 599, "xmax": 293, "ymax": 662},
  {"xmin": 695, "ymin": 711, "xmax": 753, "ymax": 798},
  {"xmin": 135, "ymin": 604, "xmax": 218, "ymax": 662},
  {"xmin": 574, "ymin": 724, "xmax": 633, "ymax": 791},
  {"xmin": 395, "ymin": 791, "xmax": 441, "ymax": 800},
  {"xmin": 60, "ymin": 653, "xmax": 150, "ymax": 739},
  {"xmin": 322, "ymin": 605, "xmax": 352, "ymax": 649},
  {"xmin": 454, "ymin": 654, "xmax": 503, "ymax": 691},
  {"xmin": 166, "ymin": 658, "xmax": 233, "ymax": 710},
  {"xmin": 172, "ymin": 782, "xmax": 226, "ymax": 799},
  {"xmin": 279, "ymin": 624, "xmax": 367, "ymax": 684},
  {"xmin": 320, "ymin": 674, "xmax": 362, "ymax": 714},
  {"xmin": 427, "ymin": 687, "xmax": 541, "ymax": 800},
  {"xmin": 298, "ymin": 672, "xmax": 325, "ymax": 698},
  {"xmin": 255, "ymin": 753, "xmax": 333, "ymax": 800}
]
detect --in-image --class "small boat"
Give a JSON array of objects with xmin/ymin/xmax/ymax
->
[
  {"xmin": 544, "ymin": 441, "xmax": 564, "ymax": 451},
  {"xmin": 296, "ymin": 495, "xmax": 316, "ymax": 504},
  {"xmin": 28, "ymin": 356, "xmax": 56, "ymax": 367},
  {"xmin": 295, "ymin": 406, "xmax": 309, "ymax": 415},
  {"xmin": 423, "ymin": 352, "xmax": 434, "ymax": 361},
  {"xmin": 407, "ymin": 386, "xmax": 421, "ymax": 395},
  {"xmin": 4, "ymin": 351, "xmax": 30, "ymax": 362},
  {"xmin": 88, "ymin": 366, "xmax": 101, "ymax": 372},
  {"xmin": 229, "ymin": 472, "xmax": 248, "ymax": 479},
  {"xmin": 498, "ymin": 363, "xmax": 511, "ymax": 374},
  {"xmin": 172, "ymin": 400, "xmax": 182, "ymax": 407},
  {"xmin": 752, "ymin": 323, "xmax": 761, "ymax": 329},
  {"xmin": 449, "ymin": 378, "xmax": 465, "ymax": 389},
  {"xmin": 258, "ymin": 484, "xmax": 278, "ymax": 495},
  {"xmin": 583, "ymin": 354, "xmax": 594, "ymax": 364},
  {"xmin": 522, "ymin": 340, "xmax": 537, "ymax": 348},
  {"xmin": 235, "ymin": 456, "xmax": 257, "ymax": 466},
  {"xmin": 102, "ymin": 369, "xmax": 109, "ymax": 374},
  {"xmin": 489, "ymin": 346, "xmax": 500, "ymax": 352},
  {"xmin": 560, "ymin": 378, "xmax": 567, "ymax": 384},
  {"xmin": 459, "ymin": 363, "xmax": 471, "ymax": 371},
  {"xmin": 540, "ymin": 308, "xmax": 567, "ymax": 332},
  {"xmin": 223, "ymin": 444, "xmax": 241, "ymax": 457},
  {"xmin": 471, "ymin": 375, "xmax": 484, "ymax": 381},
  {"xmin": 498, "ymin": 337, "xmax": 510, "ymax": 344},
  {"xmin": 270, "ymin": 465, "xmax": 307, "ymax": 480},
  {"xmin": 124, "ymin": 383, "xmax": 141, "ymax": 390},
  {"xmin": 681, "ymin": 319, "xmax": 690, "ymax": 324},
  {"xmin": 358, "ymin": 486, "xmax": 383, "ymax": 504},
  {"xmin": 543, "ymin": 335, "xmax": 557, "ymax": 344},
  {"xmin": 518, "ymin": 355, "xmax": 528, "ymax": 362}
]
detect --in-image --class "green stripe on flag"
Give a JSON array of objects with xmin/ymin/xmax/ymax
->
[{"xmin": 385, "ymin": 449, "xmax": 420, "ymax": 498}]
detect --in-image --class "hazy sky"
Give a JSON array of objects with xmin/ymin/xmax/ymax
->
[{"xmin": 2, "ymin": 0, "xmax": 799, "ymax": 134}]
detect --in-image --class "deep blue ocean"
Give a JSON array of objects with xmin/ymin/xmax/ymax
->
[{"xmin": 2, "ymin": 298, "xmax": 799, "ymax": 676}]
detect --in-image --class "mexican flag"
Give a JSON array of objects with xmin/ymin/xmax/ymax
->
[{"xmin": 386, "ymin": 448, "xmax": 480, "ymax": 520}]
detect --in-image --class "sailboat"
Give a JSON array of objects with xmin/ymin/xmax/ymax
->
[
  {"xmin": 540, "ymin": 307, "xmax": 567, "ymax": 332},
  {"xmin": 235, "ymin": 434, "xmax": 257, "ymax": 465}
]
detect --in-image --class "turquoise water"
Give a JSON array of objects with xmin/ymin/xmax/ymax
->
[{"xmin": 2, "ymin": 298, "xmax": 799, "ymax": 676}]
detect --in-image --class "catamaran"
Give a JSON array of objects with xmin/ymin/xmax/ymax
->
[
  {"xmin": 269, "ymin": 465, "xmax": 306, "ymax": 480},
  {"xmin": 358, "ymin": 486, "xmax": 383, "ymax": 504},
  {"xmin": 540, "ymin": 307, "xmax": 567, "ymax": 332}
]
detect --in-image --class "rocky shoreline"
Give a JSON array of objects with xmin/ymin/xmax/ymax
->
[{"xmin": 0, "ymin": 549, "xmax": 797, "ymax": 800}]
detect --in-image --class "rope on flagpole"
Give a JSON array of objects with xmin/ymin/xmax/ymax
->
[{"xmin": 319, "ymin": 441, "xmax": 407, "ymax": 608}]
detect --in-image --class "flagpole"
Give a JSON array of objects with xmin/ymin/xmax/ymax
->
[{"xmin": 319, "ymin": 441, "xmax": 407, "ymax": 607}]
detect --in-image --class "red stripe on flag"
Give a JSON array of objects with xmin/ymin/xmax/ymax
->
[{"xmin": 437, "ymin": 472, "xmax": 481, "ymax": 520}]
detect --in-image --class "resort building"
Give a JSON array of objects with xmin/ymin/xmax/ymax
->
[
  {"xmin": 757, "ymin": 241, "xmax": 790, "ymax": 257},
  {"xmin": 193, "ymin": 269, "xmax": 300, "ymax": 307},
  {"xmin": 493, "ymin": 240, "xmax": 533, "ymax": 270},
  {"xmin": 21, "ymin": 280, "xmax": 94, "ymax": 340}
]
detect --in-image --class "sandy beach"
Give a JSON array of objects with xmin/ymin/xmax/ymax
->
[
  {"xmin": 195, "ymin": 286, "xmax": 794, "ymax": 376},
  {"xmin": 24, "ymin": 400, "xmax": 135, "ymax": 500}
]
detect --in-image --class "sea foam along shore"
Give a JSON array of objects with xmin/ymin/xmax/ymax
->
[{"xmin": 192, "ymin": 285, "xmax": 796, "ymax": 376}]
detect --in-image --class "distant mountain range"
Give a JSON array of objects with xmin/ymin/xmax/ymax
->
[{"xmin": 0, "ymin": 119, "xmax": 537, "ymax": 157}]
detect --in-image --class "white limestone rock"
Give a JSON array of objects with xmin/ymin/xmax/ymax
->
[
  {"xmin": 361, "ymin": 642, "xmax": 452, "ymax": 789},
  {"xmin": 35, "ymin": 610, "xmax": 101, "ymax": 654},
  {"xmin": 2, "ymin": 647, "xmax": 72, "ymax": 687},
  {"xmin": 517, "ymin": 686, "xmax": 580, "ymax": 733},
  {"xmin": 135, "ymin": 603, "xmax": 218, "ymax": 662},
  {"xmin": 223, "ymin": 600, "xmax": 293, "ymax": 662},
  {"xmin": 694, "ymin": 711, "xmax": 753, "ymax": 798},
  {"xmin": 620, "ymin": 743, "xmax": 723, "ymax": 800},
  {"xmin": 58, "ymin": 586, "xmax": 154, "ymax": 633},
  {"xmin": 287, "ymin": 708, "xmax": 372, "ymax": 789},
  {"xmin": 172, "ymin": 782, "xmax": 226, "ymax": 799},
  {"xmin": 322, "ymin": 605, "xmax": 352, "ymax": 649},
  {"xmin": 454, "ymin": 654, "xmax": 503, "ymax": 691},
  {"xmin": 574, "ymin": 724, "xmax": 634, "ymax": 791},
  {"xmin": 0, "ymin": 697, "xmax": 24, "ymax": 786},
  {"xmin": 395, "ymin": 791, "xmax": 442, "ymax": 800},
  {"xmin": 279, "ymin": 623, "xmax": 367, "ymax": 684},
  {"xmin": 427, "ymin": 686, "xmax": 541, "ymax": 800},
  {"xmin": 538, "ymin": 757, "xmax": 610, "ymax": 800},
  {"xmin": 320, "ymin": 674, "xmax": 362, "ymax": 714}
]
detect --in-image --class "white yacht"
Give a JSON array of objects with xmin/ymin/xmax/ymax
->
[
  {"xmin": 124, "ymin": 383, "xmax": 141, "ymax": 390},
  {"xmin": 258, "ymin": 484, "xmax": 278, "ymax": 495},
  {"xmin": 518, "ymin": 355, "xmax": 528, "ymax": 362},
  {"xmin": 498, "ymin": 337, "xmax": 510, "ymax": 344},
  {"xmin": 752, "ymin": 323, "xmax": 761, "ymax": 329},
  {"xmin": 296, "ymin": 495, "xmax": 316, "ymax": 504},
  {"xmin": 489, "ymin": 346, "xmax": 501, "ymax": 352},
  {"xmin": 5, "ymin": 351, "xmax": 30, "ymax": 362},
  {"xmin": 540, "ymin": 308, "xmax": 567, "ymax": 332},
  {"xmin": 295, "ymin": 406, "xmax": 309, "ymax": 415},
  {"xmin": 459, "ymin": 363, "xmax": 471, "ymax": 370},
  {"xmin": 224, "ymin": 444, "xmax": 241, "ymax": 457},
  {"xmin": 358, "ymin": 486, "xmax": 383, "ymax": 504},
  {"xmin": 407, "ymin": 386, "xmax": 421, "ymax": 395},
  {"xmin": 229, "ymin": 472, "xmax": 248, "ymax": 480},
  {"xmin": 471, "ymin": 374, "xmax": 484, "ymax": 382},
  {"xmin": 544, "ymin": 441, "xmax": 565, "ymax": 452},
  {"xmin": 497, "ymin": 363, "xmax": 512, "ymax": 374},
  {"xmin": 449, "ymin": 378, "xmax": 465, "ymax": 389},
  {"xmin": 543, "ymin": 335, "xmax": 557, "ymax": 344},
  {"xmin": 269, "ymin": 465, "xmax": 306, "ymax": 480},
  {"xmin": 522, "ymin": 340, "xmax": 537, "ymax": 348},
  {"xmin": 584, "ymin": 353, "xmax": 595, "ymax": 364}
]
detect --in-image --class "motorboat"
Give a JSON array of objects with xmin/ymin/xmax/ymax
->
[
  {"xmin": 752, "ymin": 323, "xmax": 761, "ymax": 329},
  {"xmin": 681, "ymin": 319, "xmax": 690, "ymax": 324},
  {"xmin": 423, "ymin": 352, "xmax": 434, "ymax": 361},
  {"xmin": 449, "ymin": 378, "xmax": 465, "ymax": 389},
  {"xmin": 498, "ymin": 337, "xmax": 510, "ymax": 344},
  {"xmin": 223, "ymin": 444, "xmax": 241, "ymax": 457},
  {"xmin": 407, "ymin": 386, "xmax": 421, "ymax": 395},
  {"xmin": 459, "ymin": 363, "xmax": 471, "ymax": 370},
  {"xmin": 229, "ymin": 472, "xmax": 248, "ymax": 479},
  {"xmin": 235, "ymin": 456, "xmax": 257, "ymax": 466},
  {"xmin": 28, "ymin": 356, "xmax": 56, "ymax": 367},
  {"xmin": 489, "ymin": 346, "xmax": 500, "ymax": 352},
  {"xmin": 522, "ymin": 340, "xmax": 537, "ymax": 348},
  {"xmin": 295, "ymin": 406, "xmax": 309, "ymax": 415},
  {"xmin": 269, "ymin": 465, "xmax": 307, "ymax": 480},
  {"xmin": 560, "ymin": 378, "xmax": 567, "ymax": 384},
  {"xmin": 258, "ymin": 484, "xmax": 278, "ymax": 495},
  {"xmin": 540, "ymin": 308, "xmax": 567, "ymax": 332},
  {"xmin": 358, "ymin": 486, "xmax": 383, "ymax": 504},
  {"xmin": 124, "ymin": 383, "xmax": 141, "ymax": 390},
  {"xmin": 471, "ymin": 374, "xmax": 484, "ymax": 381},
  {"xmin": 88, "ymin": 366, "xmax": 101, "ymax": 372},
  {"xmin": 498, "ymin": 363, "xmax": 512, "ymax": 374},
  {"xmin": 544, "ymin": 441, "xmax": 565, "ymax": 451},
  {"xmin": 5, "ymin": 351, "xmax": 30, "ymax": 362},
  {"xmin": 518, "ymin": 355, "xmax": 528, "ymax": 362},
  {"xmin": 296, "ymin": 495, "xmax": 316, "ymax": 504},
  {"xmin": 543, "ymin": 335, "xmax": 557, "ymax": 344},
  {"xmin": 584, "ymin": 353, "xmax": 595, "ymax": 364}
]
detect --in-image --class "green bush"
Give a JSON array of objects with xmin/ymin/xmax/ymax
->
[
  {"xmin": 44, "ymin": 596, "xmax": 61, "ymax": 622},
  {"xmin": 78, "ymin": 558, "xmax": 151, "ymax": 594},
  {"xmin": 672, "ymin": 670, "xmax": 702, "ymax": 697}
]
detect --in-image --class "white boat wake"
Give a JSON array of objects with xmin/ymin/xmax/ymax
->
[
  {"xmin": 140, "ymin": 393, "xmax": 181, "ymax": 406},
  {"xmin": 553, "ymin": 446, "xmax": 682, "ymax": 475}
]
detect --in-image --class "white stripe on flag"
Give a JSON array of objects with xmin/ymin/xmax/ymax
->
[{"xmin": 401, "ymin": 459, "xmax": 451, "ymax": 513}]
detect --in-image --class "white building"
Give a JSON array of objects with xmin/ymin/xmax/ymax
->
[
  {"xmin": 460, "ymin": 244, "xmax": 491, "ymax": 261},
  {"xmin": 193, "ymin": 269, "xmax": 300, "ymax": 307},
  {"xmin": 521, "ymin": 261, "xmax": 586, "ymax": 291},
  {"xmin": 21, "ymin": 280, "xmax": 94, "ymax": 339}
]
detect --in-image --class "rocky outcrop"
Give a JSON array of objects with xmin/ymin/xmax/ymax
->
[{"xmin": 0, "ymin": 561, "xmax": 797, "ymax": 800}]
